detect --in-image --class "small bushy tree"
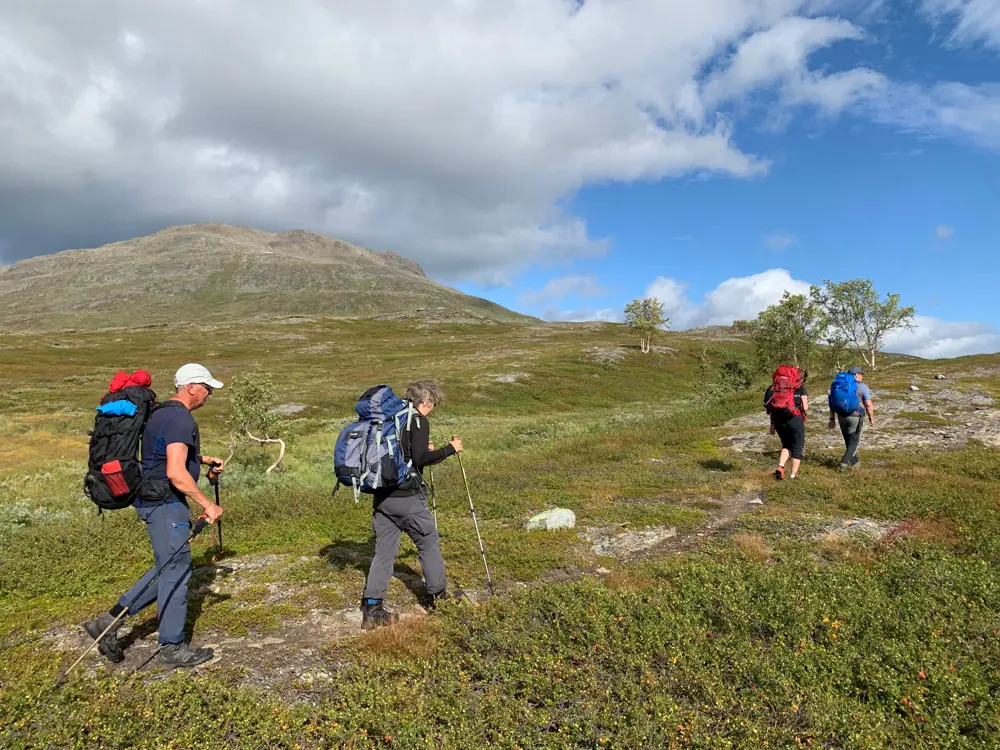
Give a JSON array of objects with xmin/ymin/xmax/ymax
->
[
  {"xmin": 752, "ymin": 291, "xmax": 827, "ymax": 373},
  {"xmin": 227, "ymin": 367, "xmax": 286, "ymax": 474},
  {"xmin": 717, "ymin": 359, "xmax": 755, "ymax": 393},
  {"xmin": 812, "ymin": 279, "xmax": 915, "ymax": 370},
  {"xmin": 624, "ymin": 297, "xmax": 668, "ymax": 354}
]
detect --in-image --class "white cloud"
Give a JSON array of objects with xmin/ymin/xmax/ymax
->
[
  {"xmin": 562, "ymin": 264, "xmax": 1000, "ymax": 359},
  {"xmin": 886, "ymin": 315, "xmax": 1000, "ymax": 358},
  {"xmin": 764, "ymin": 232, "xmax": 798, "ymax": 250},
  {"xmin": 644, "ymin": 277, "xmax": 690, "ymax": 315},
  {"xmin": 545, "ymin": 306, "xmax": 623, "ymax": 323},
  {"xmin": 935, "ymin": 224, "xmax": 955, "ymax": 240},
  {"xmin": 0, "ymin": 1, "xmax": 894, "ymax": 280},
  {"xmin": 874, "ymin": 82, "xmax": 1000, "ymax": 151},
  {"xmin": 520, "ymin": 274, "xmax": 605, "ymax": 308},
  {"xmin": 644, "ymin": 268, "xmax": 812, "ymax": 329},
  {"xmin": 704, "ymin": 17, "xmax": 886, "ymax": 111},
  {"xmin": 921, "ymin": 0, "xmax": 1000, "ymax": 50}
]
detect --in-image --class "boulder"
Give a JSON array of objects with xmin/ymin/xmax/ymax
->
[
  {"xmin": 935, "ymin": 374, "xmax": 947, "ymax": 380},
  {"xmin": 526, "ymin": 509, "xmax": 576, "ymax": 531},
  {"xmin": 909, "ymin": 385, "xmax": 920, "ymax": 392}
]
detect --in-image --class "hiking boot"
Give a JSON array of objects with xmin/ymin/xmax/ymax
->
[
  {"xmin": 360, "ymin": 598, "xmax": 397, "ymax": 630},
  {"xmin": 159, "ymin": 642, "xmax": 214, "ymax": 668},
  {"xmin": 774, "ymin": 465, "xmax": 785, "ymax": 481},
  {"xmin": 423, "ymin": 589, "xmax": 466, "ymax": 610},
  {"xmin": 837, "ymin": 464, "xmax": 848, "ymax": 473},
  {"xmin": 83, "ymin": 612, "xmax": 124, "ymax": 664}
]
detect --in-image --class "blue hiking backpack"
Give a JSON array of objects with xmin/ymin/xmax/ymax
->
[
  {"xmin": 828, "ymin": 372, "xmax": 860, "ymax": 416},
  {"xmin": 333, "ymin": 385, "xmax": 419, "ymax": 502}
]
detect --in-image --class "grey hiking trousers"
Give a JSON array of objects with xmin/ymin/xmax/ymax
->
[
  {"xmin": 837, "ymin": 414, "xmax": 864, "ymax": 467},
  {"xmin": 116, "ymin": 499, "xmax": 192, "ymax": 645},
  {"xmin": 363, "ymin": 489, "xmax": 446, "ymax": 601}
]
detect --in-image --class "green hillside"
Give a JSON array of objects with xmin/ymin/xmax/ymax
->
[
  {"xmin": 1, "ymin": 318, "xmax": 999, "ymax": 748},
  {"xmin": 0, "ymin": 224, "xmax": 534, "ymax": 332}
]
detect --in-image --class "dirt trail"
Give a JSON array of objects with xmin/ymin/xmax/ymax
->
[
  {"xmin": 719, "ymin": 375, "xmax": 1000, "ymax": 455},
  {"xmin": 45, "ymin": 490, "xmax": 768, "ymax": 693}
]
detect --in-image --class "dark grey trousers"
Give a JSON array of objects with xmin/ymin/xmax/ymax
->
[
  {"xmin": 363, "ymin": 490, "xmax": 446, "ymax": 601},
  {"xmin": 837, "ymin": 414, "xmax": 864, "ymax": 467},
  {"xmin": 116, "ymin": 499, "xmax": 192, "ymax": 645}
]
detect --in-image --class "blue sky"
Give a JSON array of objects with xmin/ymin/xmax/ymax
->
[
  {"xmin": 452, "ymin": 3, "xmax": 1000, "ymax": 356},
  {"xmin": 1, "ymin": 1, "xmax": 998, "ymax": 357}
]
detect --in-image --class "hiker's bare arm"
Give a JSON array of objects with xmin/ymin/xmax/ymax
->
[
  {"xmin": 166, "ymin": 443, "xmax": 223, "ymax": 520},
  {"xmin": 865, "ymin": 400, "xmax": 875, "ymax": 426},
  {"xmin": 801, "ymin": 395, "xmax": 809, "ymax": 413}
]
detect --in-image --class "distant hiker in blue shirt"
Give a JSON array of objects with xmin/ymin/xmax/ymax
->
[
  {"xmin": 82, "ymin": 364, "xmax": 226, "ymax": 669},
  {"xmin": 828, "ymin": 366, "xmax": 875, "ymax": 472}
]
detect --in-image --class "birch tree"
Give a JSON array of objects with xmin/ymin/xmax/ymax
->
[
  {"xmin": 624, "ymin": 298, "xmax": 668, "ymax": 354},
  {"xmin": 812, "ymin": 279, "xmax": 915, "ymax": 370},
  {"xmin": 227, "ymin": 367, "xmax": 287, "ymax": 474}
]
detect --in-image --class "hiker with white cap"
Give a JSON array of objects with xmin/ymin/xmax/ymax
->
[{"xmin": 82, "ymin": 364, "xmax": 226, "ymax": 668}]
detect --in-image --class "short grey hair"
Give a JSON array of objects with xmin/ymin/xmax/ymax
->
[{"xmin": 406, "ymin": 380, "xmax": 445, "ymax": 407}]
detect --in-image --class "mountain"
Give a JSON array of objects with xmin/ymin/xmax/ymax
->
[{"xmin": 0, "ymin": 224, "xmax": 533, "ymax": 331}]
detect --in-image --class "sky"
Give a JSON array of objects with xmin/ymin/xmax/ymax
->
[{"xmin": 1, "ymin": 0, "xmax": 998, "ymax": 358}]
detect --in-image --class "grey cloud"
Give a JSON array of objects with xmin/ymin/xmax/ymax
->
[{"xmin": 0, "ymin": 1, "xmax": 930, "ymax": 279}]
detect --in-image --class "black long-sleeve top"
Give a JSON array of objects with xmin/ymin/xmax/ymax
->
[
  {"xmin": 373, "ymin": 413, "xmax": 455, "ymax": 503},
  {"xmin": 403, "ymin": 413, "xmax": 456, "ymax": 472}
]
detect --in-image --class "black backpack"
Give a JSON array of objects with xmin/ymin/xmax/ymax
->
[{"xmin": 83, "ymin": 385, "xmax": 158, "ymax": 513}]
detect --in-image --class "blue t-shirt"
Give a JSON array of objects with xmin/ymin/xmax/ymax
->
[
  {"xmin": 856, "ymin": 383, "xmax": 873, "ymax": 413},
  {"xmin": 141, "ymin": 401, "xmax": 201, "ymax": 499}
]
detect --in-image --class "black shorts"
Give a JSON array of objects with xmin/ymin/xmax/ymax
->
[{"xmin": 773, "ymin": 415, "xmax": 805, "ymax": 460}]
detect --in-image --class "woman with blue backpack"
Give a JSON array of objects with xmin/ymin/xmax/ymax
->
[
  {"xmin": 334, "ymin": 381, "xmax": 463, "ymax": 629},
  {"xmin": 828, "ymin": 366, "xmax": 875, "ymax": 471}
]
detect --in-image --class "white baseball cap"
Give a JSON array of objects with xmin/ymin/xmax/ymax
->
[{"xmin": 174, "ymin": 363, "xmax": 224, "ymax": 390}]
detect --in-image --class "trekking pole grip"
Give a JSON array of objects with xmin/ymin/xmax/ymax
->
[{"xmin": 192, "ymin": 515, "xmax": 210, "ymax": 537}]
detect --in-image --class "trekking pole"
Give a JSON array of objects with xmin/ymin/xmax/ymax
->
[
  {"xmin": 428, "ymin": 467, "xmax": 438, "ymax": 531},
  {"xmin": 54, "ymin": 515, "xmax": 212, "ymax": 688},
  {"xmin": 456, "ymin": 450, "xmax": 493, "ymax": 594},
  {"xmin": 208, "ymin": 463, "xmax": 223, "ymax": 554}
]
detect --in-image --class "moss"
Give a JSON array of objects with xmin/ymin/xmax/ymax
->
[{"xmin": 2, "ymin": 321, "xmax": 1000, "ymax": 746}]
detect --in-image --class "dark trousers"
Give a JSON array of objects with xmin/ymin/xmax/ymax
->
[
  {"xmin": 774, "ymin": 415, "xmax": 806, "ymax": 460},
  {"xmin": 116, "ymin": 500, "xmax": 192, "ymax": 645},
  {"xmin": 837, "ymin": 414, "xmax": 864, "ymax": 467},
  {"xmin": 363, "ymin": 490, "xmax": 446, "ymax": 601}
]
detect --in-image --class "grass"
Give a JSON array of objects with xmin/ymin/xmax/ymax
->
[
  {"xmin": 896, "ymin": 411, "xmax": 956, "ymax": 426},
  {"xmin": 1, "ymin": 319, "xmax": 1000, "ymax": 747}
]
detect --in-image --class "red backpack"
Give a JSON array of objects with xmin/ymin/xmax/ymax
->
[{"xmin": 767, "ymin": 365, "xmax": 802, "ymax": 417}]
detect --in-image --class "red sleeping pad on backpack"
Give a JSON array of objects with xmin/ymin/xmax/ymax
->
[{"xmin": 767, "ymin": 365, "xmax": 802, "ymax": 417}]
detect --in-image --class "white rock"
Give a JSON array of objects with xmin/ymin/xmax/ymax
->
[
  {"xmin": 910, "ymin": 385, "xmax": 920, "ymax": 392},
  {"xmin": 748, "ymin": 498, "xmax": 764, "ymax": 506},
  {"xmin": 526, "ymin": 508, "xmax": 577, "ymax": 531}
]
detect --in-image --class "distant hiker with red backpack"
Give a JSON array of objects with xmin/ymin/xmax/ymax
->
[
  {"xmin": 764, "ymin": 365, "xmax": 809, "ymax": 480},
  {"xmin": 334, "ymin": 381, "xmax": 462, "ymax": 630},
  {"xmin": 828, "ymin": 366, "xmax": 875, "ymax": 472},
  {"xmin": 82, "ymin": 364, "xmax": 226, "ymax": 669}
]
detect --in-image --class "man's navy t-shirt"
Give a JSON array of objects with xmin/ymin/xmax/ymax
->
[{"xmin": 141, "ymin": 401, "xmax": 200, "ymax": 500}]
